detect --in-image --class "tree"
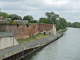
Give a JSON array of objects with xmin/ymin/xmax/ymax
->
[
  {"xmin": 0, "ymin": 12, "xmax": 9, "ymax": 19},
  {"xmin": 39, "ymin": 17, "xmax": 50, "ymax": 24},
  {"xmin": 8, "ymin": 14, "xmax": 22, "ymax": 20},
  {"xmin": 23, "ymin": 15, "xmax": 34, "ymax": 23},
  {"xmin": 67, "ymin": 22, "xmax": 80, "ymax": 28},
  {"xmin": 45, "ymin": 12, "xmax": 59, "ymax": 24},
  {"xmin": 67, "ymin": 22, "xmax": 72, "ymax": 27},
  {"xmin": 59, "ymin": 18, "xmax": 67, "ymax": 29},
  {"xmin": 32, "ymin": 20, "xmax": 38, "ymax": 23},
  {"xmin": 56, "ymin": 20, "xmax": 60, "ymax": 30}
]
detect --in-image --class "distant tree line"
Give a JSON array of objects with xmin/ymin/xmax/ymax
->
[
  {"xmin": 0, "ymin": 11, "xmax": 67, "ymax": 30},
  {"xmin": 67, "ymin": 22, "xmax": 80, "ymax": 28}
]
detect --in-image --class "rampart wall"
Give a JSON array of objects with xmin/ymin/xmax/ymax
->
[{"xmin": 0, "ymin": 24, "xmax": 56, "ymax": 39}]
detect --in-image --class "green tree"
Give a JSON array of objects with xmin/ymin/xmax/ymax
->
[
  {"xmin": 0, "ymin": 12, "xmax": 9, "ymax": 19},
  {"xmin": 45, "ymin": 12, "xmax": 59, "ymax": 24},
  {"xmin": 39, "ymin": 17, "xmax": 50, "ymax": 24},
  {"xmin": 8, "ymin": 14, "xmax": 22, "ymax": 20},
  {"xmin": 68, "ymin": 22, "xmax": 80, "ymax": 28},
  {"xmin": 59, "ymin": 18, "xmax": 67, "ymax": 29},
  {"xmin": 56, "ymin": 20, "xmax": 60, "ymax": 30},
  {"xmin": 32, "ymin": 20, "xmax": 38, "ymax": 23},
  {"xmin": 23, "ymin": 15, "xmax": 34, "ymax": 23},
  {"xmin": 67, "ymin": 22, "xmax": 72, "ymax": 27}
]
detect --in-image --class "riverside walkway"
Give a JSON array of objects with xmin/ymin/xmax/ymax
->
[{"xmin": 0, "ymin": 33, "xmax": 63, "ymax": 60}]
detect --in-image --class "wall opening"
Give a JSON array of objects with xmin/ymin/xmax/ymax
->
[
  {"xmin": 43, "ymin": 32, "xmax": 46, "ymax": 34},
  {"xmin": 49, "ymin": 32, "xmax": 51, "ymax": 34}
]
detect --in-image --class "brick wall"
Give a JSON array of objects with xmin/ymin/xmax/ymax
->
[
  {"xmin": 0, "ymin": 24, "xmax": 56, "ymax": 40},
  {"xmin": 0, "ymin": 24, "xmax": 38, "ymax": 39},
  {"xmin": 38, "ymin": 24, "xmax": 53, "ymax": 32}
]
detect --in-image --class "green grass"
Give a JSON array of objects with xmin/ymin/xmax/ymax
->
[
  {"xmin": 18, "ymin": 33, "xmax": 50, "ymax": 43},
  {"xmin": 57, "ymin": 28, "xmax": 67, "ymax": 32}
]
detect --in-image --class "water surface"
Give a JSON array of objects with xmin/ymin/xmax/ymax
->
[{"xmin": 23, "ymin": 28, "xmax": 80, "ymax": 60}]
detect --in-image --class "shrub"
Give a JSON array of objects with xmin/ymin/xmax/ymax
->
[
  {"xmin": 26, "ymin": 23, "xmax": 29, "ymax": 27},
  {"xmin": 5, "ymin": 21, "xmax": 10, "ymax": 25},
  {"xmin": 7, "ymin": 20, "xmax": 13, "ymax": 24},
  {"xmin": 17, "ymin": 24, "xmax": 20, "ymax": 27},
  {"xmin": 12, "ymin": 21, "xmax": 17, "ymax": 25}
]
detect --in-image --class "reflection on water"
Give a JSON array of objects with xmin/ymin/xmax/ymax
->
[{"xmin": 22, "ymin": 28, "xmax": 80, "ymax": 60}]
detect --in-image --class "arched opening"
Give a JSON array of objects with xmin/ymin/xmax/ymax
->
[
  {"xmin": 43, "ymin": 32, "xmax": 46, "ymax": 34},
  {"xmin": 49, "ymin": 32, "xmax": 51, "ymax": 34}
]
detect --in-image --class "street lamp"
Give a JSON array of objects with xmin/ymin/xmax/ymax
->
[{"xmin": 0, "ymin": 8, "xmax": 2, "ymax": 20}]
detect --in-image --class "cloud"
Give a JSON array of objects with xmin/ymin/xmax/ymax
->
[{"xmin": 0, "ymin": 0, "xmax": 80, "ymax": 22}]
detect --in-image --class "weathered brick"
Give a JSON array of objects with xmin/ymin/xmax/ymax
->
[{"xmin": 0, "ymin": 24, "xmax": 56, "ymax": 40}]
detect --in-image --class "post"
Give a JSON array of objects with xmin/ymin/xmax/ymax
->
[
  {"xmin": 21, "ymin": 44, "xmax": 24, "ymax": 59},
  {"xmin": 0, "ymin": 8, "xmax": 2, "ymax": 20},
  {"xmin": 13, "ymin": 37, "xmax": 14, "ymax": 46},
  {"xmin": 0, "ymin": 8, "xmax": 1, "ymax": 16}
]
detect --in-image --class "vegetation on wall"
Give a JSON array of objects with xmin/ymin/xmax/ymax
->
[
  {"xmin": 26, "ymin": 23, "xmax": 29, "ymax": 27},
  {"xmin": 17, "ymin": 24, "xmax": 20, "ymax": 27}
]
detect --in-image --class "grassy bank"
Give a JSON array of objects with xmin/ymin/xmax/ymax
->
[
  {"xmin": 18, "ymin": 28, "xmax": 67, "ymax": 43},
  {"xmin": 18, "ymin": 33, "xmax": 50, "ymax": 43},
  {"xmin": 57, "ymin": 28, "xmax": 67, "ymax": 33}
]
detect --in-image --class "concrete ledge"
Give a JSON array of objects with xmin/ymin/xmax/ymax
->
[
  {"xmin": 0, "ymin": 36, "xmax": 19, "ymax": 50},
  {"xmin": 0, "ymin": 32, "xmax": 13, "ymax": 37}
]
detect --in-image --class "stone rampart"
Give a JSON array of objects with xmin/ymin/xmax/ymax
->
[{"xmin": 0, "ymin": 24, "xmax": 56, "ymax": 39}]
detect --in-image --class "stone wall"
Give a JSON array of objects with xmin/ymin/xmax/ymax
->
[
  {"xmin": 38, "ymin": 24, "xmax": 53, "ymax": 32},
  {"xmin": 38, "ymin": 24, "xmax": 56, "ymax": 35},
  {"xmin": 0, "ymin": 24, "xmax": 56, "ymax": 40},
  {"xmin": 0, "ymin": 24, "xmax": 38, "ymax": 39}
]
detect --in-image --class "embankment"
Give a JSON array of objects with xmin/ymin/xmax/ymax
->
[{"xmin": 1, "ymin": 32, "xmax": 64, "ymax": 60}]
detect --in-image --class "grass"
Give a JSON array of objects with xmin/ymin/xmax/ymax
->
[
  {"xmin": 18, "ymin": 33, "xmax": 50, "ymax": 43},
  {"xmin": 57, "ymin": 28, "xmax": 67, "ymax": 32}
]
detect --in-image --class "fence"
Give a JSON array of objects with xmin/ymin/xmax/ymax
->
[{"xmin": 0, "ymin": 32, "xmax": 13, "ymax": 37}]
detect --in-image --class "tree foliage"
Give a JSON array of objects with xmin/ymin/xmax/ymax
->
[
  {"xmin": 39, "ymin": 17, "xmax": 50, "ymax": 24},
  {"xmin": 31, "ymin": 20, "xmax": 38, "ymax": 23},
  {"xmin": 23, "ymin": 15, "xmax": 34, "ymax": 23},
  {"xmin": 9, "ymin": 14, "xmax": 22, "ymax": 20},
  {"xmin": 45, "ymin": 12, "xmax": 59, "ymax": 24},
  {"xmin": 0, "ymin": 12, "xmax": 9, "ymax": 19},
  {"xmin": 67, "ymin": 22, "xmax": 80, "ymax": 28}
]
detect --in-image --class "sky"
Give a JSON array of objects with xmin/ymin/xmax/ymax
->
[{"xmin": 0, "ymin": 0, "xmax": 80, "ymax": 22}]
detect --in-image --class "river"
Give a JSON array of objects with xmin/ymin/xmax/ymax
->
[{"xmin": 22, "ymin": 28, "xmax": 80, "ymax": 60}]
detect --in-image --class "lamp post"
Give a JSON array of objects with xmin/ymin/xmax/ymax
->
[
  {"xmin": 0, "ymin": 8, "xmax": 1, "ymax": 16},
  {"xmin": 21, "ymin": 44, "xmax": 24, "ymax": 59},
  {"xmin": 0, "ymin": 8, "xmax": 2, "ymax": 20}
]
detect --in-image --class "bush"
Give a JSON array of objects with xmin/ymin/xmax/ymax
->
[
  {"xmin": 5, "ymin": 21, "xmax": 10, "ymax": 25},
  {"xmin": 12, "ymin": 21, "xmax": 17, "ymax": 25},
  {"xmin": 7, "ymin": 20, "xmax": 13, "ymax": 24},
  {"xmin": 17, "ymin": 24, "xmax": 20, "ymax": 27},
  {"xmin": 26, "ymin": 23, "xmax": 29, "ymax": 27}
]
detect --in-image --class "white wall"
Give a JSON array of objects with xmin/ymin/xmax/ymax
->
[
  {"xmin": 53, "ymin": 25, "xmax": 56, "ymax": 35},
  {"xmin": 50, "ymin": 25, "xmax": 56, "ymax": 35},
  {"xmin": 0, "ymin": 37, "xmax": 19, "ymax": 50}
]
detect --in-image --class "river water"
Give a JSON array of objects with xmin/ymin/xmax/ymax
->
[{"xmin": 22, "ymin": 28, "xmax": 80, "ymax": 60}]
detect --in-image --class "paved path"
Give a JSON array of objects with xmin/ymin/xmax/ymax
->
[{"xmin": 0, "ymin": 33, "xmax": 62, "ymax": 59}]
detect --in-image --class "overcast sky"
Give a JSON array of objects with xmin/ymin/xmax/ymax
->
[{"xmin": 0, "ymin": 0, "xmax": 80, "ymax": 22}]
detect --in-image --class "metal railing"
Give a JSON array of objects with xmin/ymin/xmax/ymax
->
[{"xmin": 0, "ymin": 32, "xmax": 13, "ymax": 37}]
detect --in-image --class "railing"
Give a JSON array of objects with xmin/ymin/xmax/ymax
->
[
  {"xmin": 0, "ymin": 32, "xmax": 13, "ymax": 37},
  {"xmin": 0, "ymin": 20, "xmax": 28, "ymax": 24}
]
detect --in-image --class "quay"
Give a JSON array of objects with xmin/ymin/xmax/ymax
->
[{"xmin": 0, "ymin": 33, "xmax": 63, "ymax": 60}]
